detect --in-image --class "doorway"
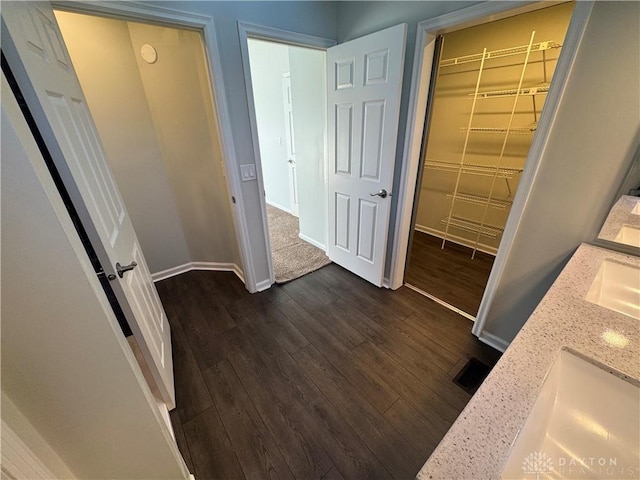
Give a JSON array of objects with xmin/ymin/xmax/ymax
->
[
  {"xmin": 244, "ymin": 37, "xmax": 331, "ymax": 284},
  {"xmin": 405, "ymin": 3, "xmax": 574, "ymax": 319}
]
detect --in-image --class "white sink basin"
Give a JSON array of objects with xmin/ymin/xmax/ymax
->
[
  {"xmin": 615, "ymin": 225, "xmax": 640, "ymax": 248},
  {"xmin": 585, "ymin": 259, "xmax": 640, "ymax": 320},
  {"xmin": 502, "ymin": 349, "xmax": 640, "ymax": 479}
]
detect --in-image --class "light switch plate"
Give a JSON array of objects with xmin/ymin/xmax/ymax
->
[{"xmin": 240, "ymin": 164, "xmax": 256, "ymax": 182}]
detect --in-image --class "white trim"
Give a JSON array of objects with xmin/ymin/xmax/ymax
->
[
  {"xmin": 238, "ymin": 21, "xmax": 336, "ymax": 50},
  {"xmin": 414, "ymin": 224, "xmax": 497, "ymax": 257},
  {"xmin": 476, "ymin": 331, "xmax": 510, "ymax": 353},
  {"xmin": 151, "ymin": 264, "xmax": 192, "ymax": 282},
  {"xmin": 52, "ymin": 0, "xmax": 257, "ymax": 293},
  {"xmin": 404, "ymin": 283, "xmax": 476, "ymax": 322},
  {"xmin": 298, "ymin": 232, "xmax": 326, "ymax": 251},
  {"xmin": 255, "ymin": 278, "xmax": 273, "ymax": 292},
  {"xmin": 237, "ymin": 21, "xmax": 336, "ymax": 290},
  {"xmin": 266, "ymin": 198, "xmax": 292, "ymax": 215},
  {"xmin": 1, "ymin": 420, "xmax": 57, "ymax": 480},
  {"xmin": 151, "ymin": 262, "xmax": 244, "ymax": 283},
  {"xmin": 387, "ymin": 1, "xmax": 594, "ymax": 341}
]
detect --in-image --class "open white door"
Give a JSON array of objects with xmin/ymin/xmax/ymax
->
[
  {"xmin": 1, "ymin": 2, "xmax": 175, "ymax": 408},
  {"xmin": 282, "ymin": 73, "xmax": 299, "ymax": 217},
  {"xmin": 327, "ymin": 24, "xmax": 407, "ymax": 286}
]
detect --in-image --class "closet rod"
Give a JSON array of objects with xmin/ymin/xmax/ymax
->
[{"xmin": 440, "ymin": 40, "xmax": 561, "ymax": 67}]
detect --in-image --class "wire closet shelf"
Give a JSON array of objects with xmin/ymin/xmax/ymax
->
[{"xmin": 428, "ymin": 32, "xmax": 561, "ymax": 258}]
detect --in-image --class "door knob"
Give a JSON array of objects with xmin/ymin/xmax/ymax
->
[
  {"xmin": 370, "ymin": 189, "xmax": 389, "ymax": 199},
  {"xmin": 116, "ymin": 261, "xmax": 138, "ymax": 278}
]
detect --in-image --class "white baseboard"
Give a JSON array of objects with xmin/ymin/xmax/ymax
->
[
  {"xmin": 151, "ymin": 262, "xmax": 244, "ymax": 284},
  {"xmin": 151, "ymin": 263, "xmax": 192, "ymax": 282},
  {"xmin": 477, "ymin": 330, "xmax": 510, "ymax": 353},
  {"xmin": 265, "ymin": 199, "xmax": 292, "ymax": 214},
  {"xmin": 298, "ymin": 232, "xmax": 326, "ymax": 251},
  {"xmin": 414, "ymin": 224, "xmax": 498, "ymax": 256},
  {"xmin": 255, "ymin": 278, "xmax": 272, "ymax": 292}
]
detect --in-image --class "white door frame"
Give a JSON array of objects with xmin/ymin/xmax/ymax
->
[
  {"xmin": 237, "ymin": 21, "xmax": 336, "ymax": 286},
  {"xmin": 388, "ymin": 1, "xmax": 594, "ymax": 350},
  {"xmin": 51, "ymin": 0, "xmax": 257, "ymax": 291}
]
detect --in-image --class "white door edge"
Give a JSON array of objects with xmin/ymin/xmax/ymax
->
[{"xmin": 388, "ymin": 1, "xmax": 594, "ymax": 347}]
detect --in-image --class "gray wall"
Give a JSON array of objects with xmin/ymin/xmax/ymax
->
[
  {"xmin": 482, "ymin": 0, "xmax": 640, "ymax": 343},
  {"xmin": 289, "ymin": 46, "xmax": 327, "ymax": 248},
  {"xmin": 336, "ymin": 1, "xmax": 482, "ymax": 278},
  {"xmin": 247, "ymin": 39, "xmax": 292, "ymax": 212}
]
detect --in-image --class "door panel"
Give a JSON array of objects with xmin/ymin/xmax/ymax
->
[
  {"xmin": 1, "ymin": 2, "xmax": 175, "ymax": 408},
  {"xmin": 360, "ymin": 100, "xmax": 385, "ymax": 180},
  {"xmin": 327, "ymin": 24, "xmax": 407, "ymax": 286}
]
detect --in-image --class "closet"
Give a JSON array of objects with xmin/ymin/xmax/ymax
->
[{"xmin": 406, "ymin": 3, "xmax": 574, "ymax": 317}]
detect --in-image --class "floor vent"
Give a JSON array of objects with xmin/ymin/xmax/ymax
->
[{"xmin": 453, "ymin": 357, "xmax": 491, "ymax": 394}]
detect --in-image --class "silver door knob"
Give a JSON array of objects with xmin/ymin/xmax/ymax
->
[
  {"xmin": 116, "ymin": 261, "xmax": 138, "ymax": 278},
  {"xmin": 370, "ymin": 189, "xmax": 388, "ymax": 199}
]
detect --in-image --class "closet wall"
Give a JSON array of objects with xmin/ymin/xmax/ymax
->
[
  {"xmin": 56, "ymin": 12, "xmax": 241, "ymax": 275},
  {"xmin": 415, "ymin": 3, "xmax": 574, "ymax": 254}
]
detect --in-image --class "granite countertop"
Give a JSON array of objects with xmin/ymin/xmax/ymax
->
[
  {"xmin": 416, "ymin": 243, "xmax": 640, "ymax": 480},
  {"xmin": 597, "ymin": 195, "xmax": 640, "ymax": 243}
]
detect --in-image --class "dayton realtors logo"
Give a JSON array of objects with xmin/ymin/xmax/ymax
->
[
  {"xmin": 521, "ymin": 451, "xmax": 638, "ymax": 479},
  {"xmin": 522, "ymin": 451, "xmax": 554, "ymax": 479}
]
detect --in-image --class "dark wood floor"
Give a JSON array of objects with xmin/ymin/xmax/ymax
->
[
  {"xmin": 156, "ymin": 263, "xmax": 501, "ymax": 480},
  {"xmin": 405, "ymin": 232, "xmax": 495, "ymax": 316}
]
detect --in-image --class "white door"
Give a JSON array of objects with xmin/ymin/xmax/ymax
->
[
  {"xmin": 1, "ymin": 2, "xmax": 175, "ymax": 408},
  {"xmin": 282, "ymin": 73, "xmax": 299, "ymax": 217},
  {"xmin": 327, "ymin": 24, "xmax": 407, "ymax": 286}
]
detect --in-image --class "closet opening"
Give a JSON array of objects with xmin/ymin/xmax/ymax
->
[
  {"xmin": 244, "ymin": 38, "xmax": 331, "ymax": 284},
  {"xmin": 404, "ymin": 3, "xmax": 575, "ymax": 319}
]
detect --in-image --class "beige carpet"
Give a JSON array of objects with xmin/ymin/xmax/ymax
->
[{"xmin": 266, "ymin": 205, "xmax": 331, "ymax": 284}]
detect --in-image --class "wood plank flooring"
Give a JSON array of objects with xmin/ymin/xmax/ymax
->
[
  {"xmin": 405, "ymin": 231, "xmax": 495, "ymax": 316},
  {"xmin": 156, "ymin": 263, "xmax": 501, "ymax": 480}
]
